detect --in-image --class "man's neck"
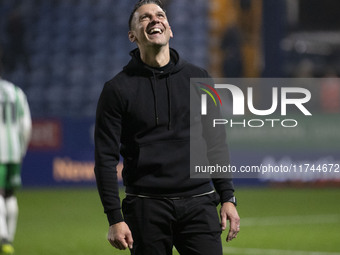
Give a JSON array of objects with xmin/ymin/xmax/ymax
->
[{"xmin": 139, "ymin": 46, "xmax": 170, "ymax": 68}]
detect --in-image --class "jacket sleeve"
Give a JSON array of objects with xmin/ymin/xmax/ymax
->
[
  {"xmin": 94, "ymin": 81, "xmax": 124, "ymax": 225},
  {"xmin": 200, "ymin": 76, "xmax": 235, "ymax": 204}
]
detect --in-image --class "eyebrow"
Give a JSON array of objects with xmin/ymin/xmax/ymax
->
[{"xmin": 138, "ymin": 10, "xmax": 166, "ymax": 18}]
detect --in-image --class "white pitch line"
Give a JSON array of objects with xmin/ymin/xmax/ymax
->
[
  {"xmin": 240, "ymin": 214, "xmax": 340, "ymax": 227},
  {"xmin": 223, "ymin": 247, "xmax": 340, "ymax": 255}
]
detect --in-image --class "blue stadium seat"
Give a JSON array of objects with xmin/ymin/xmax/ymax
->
[{"xmin": 0, "ymin": 0, "xmax": 209, "ymax": 117}]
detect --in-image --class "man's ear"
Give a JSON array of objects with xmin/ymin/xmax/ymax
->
[
  {"xmin": 169, "ymin": 26, "xmax": 174, "ymax": 38},
  {"xmin": 128, "ymin": 31, "xmax": 136, "ymax": 43}
]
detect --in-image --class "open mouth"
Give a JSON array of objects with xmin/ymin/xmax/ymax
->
[{"xmin": 147, "ymin": 28, "xmax": 163, "ymax": 35}]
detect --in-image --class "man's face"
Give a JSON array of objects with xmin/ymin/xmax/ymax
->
[{"xmin": 129, "ymin": 4, "xmax": 173, "ymax": 49}]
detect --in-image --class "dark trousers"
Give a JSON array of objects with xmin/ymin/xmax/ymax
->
[{"xmin": 122, "ymin": 192, "xmax": 223, "ymax": 255}]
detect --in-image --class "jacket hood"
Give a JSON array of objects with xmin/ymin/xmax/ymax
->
[
  {"xmin": 123, "ymin": 48, "xmax": 185, "ymax": 77},
  {"xmin": 123, "ymin": 48, "xmax": 186, "ymax": 130}
]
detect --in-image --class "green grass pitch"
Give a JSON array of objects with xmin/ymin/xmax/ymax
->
[{"xmin": 14, "ymin": 187, "xmax": 340, "ymax": 255}]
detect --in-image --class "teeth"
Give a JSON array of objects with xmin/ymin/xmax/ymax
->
[{"xmin": 150, "ymin": 28, "xmax": 162, "ymax": 34}]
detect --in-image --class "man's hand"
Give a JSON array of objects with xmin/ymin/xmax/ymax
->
[
  {"xmin": 107, "ymin": 222, "xmax": 133, "ymax": 250},
  {"xmin": 220, "ymin": 202, "xmax": 240, "ymax": 242}
]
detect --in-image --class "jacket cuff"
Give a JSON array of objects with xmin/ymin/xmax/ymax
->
[
  {"xmin": 106, "ymin": 209, "xmax": 124, "ymax": 226},
  {"xmin": 219, "ymin": 190, "xmax": 235, "ymax": 204}
]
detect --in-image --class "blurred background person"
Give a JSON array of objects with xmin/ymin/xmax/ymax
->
[
  {"xmin": 220, "ymin": 25, "xmax": 244, "ymax": 78},
  {"xmin": 0, "ymin": 61, "xmax": 32, "ymax": 254},
  {"xmin": 2, "ymin": 9, "xmax": 31, "ymax": 73}
]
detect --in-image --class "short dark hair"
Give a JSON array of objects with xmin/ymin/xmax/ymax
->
[{"xmin": 129, "ymin": 0, "xmax": 165, "ymax": 30}]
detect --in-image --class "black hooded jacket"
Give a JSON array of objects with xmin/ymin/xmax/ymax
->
[{"xmin": 94, "ymin": 48, "xmax": 234, "ymax": 225}]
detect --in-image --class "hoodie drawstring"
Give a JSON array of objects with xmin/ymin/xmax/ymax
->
[
  {"xmin": 166, "ymin": 75, "xmax": 172, "ymax": 130},
  {"xmin": 150, "ymin": 72, "xmax": 172, "ymax": 130},
  {"xmin": 150, "ymin": 73, "xmax": 159, "ymax": 126}
]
